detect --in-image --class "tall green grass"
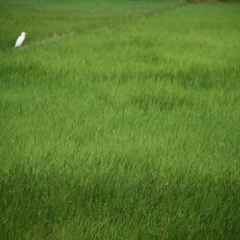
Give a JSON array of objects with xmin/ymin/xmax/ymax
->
[{"xmin": 1, "ymin": 0, "xmax": 240, "ymax": 239}]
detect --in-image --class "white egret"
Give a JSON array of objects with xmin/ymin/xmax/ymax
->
[{"xmin": 15, "ymin": 32, "xmax": 27, "ymax": 47}]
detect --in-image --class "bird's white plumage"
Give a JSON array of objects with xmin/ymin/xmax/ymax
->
[{"xmin": 15, "ymin": 32, "xmax": 27, "ymax": 47}]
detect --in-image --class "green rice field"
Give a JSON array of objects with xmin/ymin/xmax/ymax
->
[{"xmin": 0, "ymin": 0, "xmax": 240, "ymax": 239}]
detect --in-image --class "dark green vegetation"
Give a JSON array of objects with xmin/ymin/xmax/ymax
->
[{"xmin": 1, "ymin": 0, "xmax": 240, "ymax": 239}]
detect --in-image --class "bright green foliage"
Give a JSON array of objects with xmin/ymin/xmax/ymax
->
[{"xmin": 0, "ymin": 1, "xmax": 240, "ymax": 239}]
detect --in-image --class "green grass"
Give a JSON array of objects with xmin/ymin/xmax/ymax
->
[{"xmin": 1, "ymin": 0, "xmax": 240, "ymax": 239}]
